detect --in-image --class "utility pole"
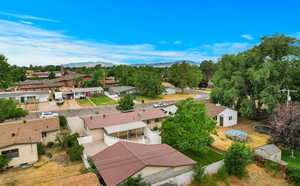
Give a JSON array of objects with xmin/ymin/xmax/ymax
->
[{"xmin": 279, "ymin": 89, "xmax": 298, "ymax": 107}]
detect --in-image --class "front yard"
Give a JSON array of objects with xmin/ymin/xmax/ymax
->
[
  {"xmin": 135, "ymin": 93, "xmax": 198, "ymax": 103},
  {"xmin": 211, "ymin": 119, "xmax": 270, "ymax": 151},
  {"xmin": 76, "ymin": 98, "xmax": 93, "ymax": 107},
  {"xmin": 90, "ymin": 95, "xmax": 117, "ymax": 105},
  {"xmin": 0, "ymin": 147, "xmax": 84, "ymax": 186}
]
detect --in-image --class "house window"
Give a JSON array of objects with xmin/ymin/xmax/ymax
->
[
  {"xmin": 146, "ymin": 120, "xmax": 150, "ymax": 124},
  {"xmin": 2, "ymin": 149, "xmax": 19, "ymax": 158},
  {"xmin": 213, "ymin": 116, "xmax": 217, "ymax": 120},
  {"xmin": 154, "ymin": 118, "xmax": 160, "ymax": 122},
  {"xmin": 229, "ymin": 116, "xmax": 232, "ymax": 120},
  {"xmin": 42, "ymin": 132, "xmax": 47, "ymax": 138}
]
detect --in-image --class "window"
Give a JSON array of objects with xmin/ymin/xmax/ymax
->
[
  {"xmin": 213, "ymin": 116, "xmax": 217, "ymax": 120},
  {"xmin": 229, "ymin": 116, "xmax": 233, "ymax": 120},
  {"xmin": 154, "ymin": 118, "xmax": 160, "ymax": 122},
  {"xmin": 42, "ymin": 132, "xmax": 47, "ymax": 138},
  {"xmin": 2, "ymin": 149, "xmax": 19, "ymax": 158},
  {"xmin": 146, "ymin": 120, "xmax": 150, "ymax": 124}
]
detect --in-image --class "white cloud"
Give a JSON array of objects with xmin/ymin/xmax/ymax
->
[
  {"xmin": 202, "ymin": 42, "xmax": 251, "ymax": 55},
  {"xmin": 241, "ymin": 34, "xmax": 254, "ymax": 40},
  {"xmin": 20, "ymin": 20, "xmax": 33, "ymax": 25},
  {"xmin": 173, "ymin": 41, "xmax": 182, "ymax": 45},
  {"xmin": 0, "ymin": 11, "xmax": 58, "ymax": 23}
]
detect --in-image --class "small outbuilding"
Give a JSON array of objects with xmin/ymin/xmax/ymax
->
[
  {"xmin": 254, "ymin": 144, "xmax": 282, "ymax": 163},
  {"xmin": 206, "ymin": 103, "xmax": 238, "ymax": 127}
]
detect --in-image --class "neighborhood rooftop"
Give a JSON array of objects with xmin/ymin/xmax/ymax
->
[
  {"xmin": 81, "ymin": 108, "xmax": 167, "ymax": 129},
  {"xmin": 0, "ymin": 117, "xmax": 59, "ymax": 149},
  {"xmin": 92, "ymin": 141, "xmax": 196, "ymax": 186},
  {"xmin": 0, "ymin": 90, "xmax": 50, "ymax": 98},
  {"xmin": 205, "ymin": 102, "xmax": 229, "ymax": 117},
  {"xmin": 108, "ymin": 86, "xmax": 136, "ymax": 93}
]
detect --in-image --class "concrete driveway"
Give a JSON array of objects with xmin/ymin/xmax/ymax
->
[
  {"xmin": 66, "ymin": 116, "xmax": 86, "ymax": 136},
  {"xmin": 38, "ymin": 101, "xmax": 59, "ymax": 112}
]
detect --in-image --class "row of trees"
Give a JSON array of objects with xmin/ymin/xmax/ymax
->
[{"xmin": 211, "ymin": 34, "xmax": 300, "ymax": 119}]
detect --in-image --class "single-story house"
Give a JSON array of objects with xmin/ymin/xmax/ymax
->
[
  {"xmin": 108, "ymin": 86, "xmax": 137, "ymax": 96},
  {"xmin": 81, "ymin": 108, "xmax": 167, "ymax": 144},
  {"xmin": 205, "ymin": 103, "xmax": 238, "ymax": 127},
  {"xmin": 0, "ymin": 91, "xmax": 50, "ymax": 104},
  {"xmin": 92, "ymin": 141, "xmax": 196, "ymax": 186},
  {"xmin": 162, "ymin": 87, "xmax": 177, "ymax": 95},
  {"xmin": 0, "ymin": 117, "xmax": 59, "ymax": 167},
  {"xmin": 55, "ymin": 173, "xmax": 100, "ymax": 186},
  {"xmin": 62, "ymin": 87, "xmax": 104, "ymax": 99},
  {"xmin": 161, "ymin": 103, "xmax": 238, "ymax": 127},
  {"xmin": 254, "ymin": 144, "xmax": 282, "ymax": 163}
]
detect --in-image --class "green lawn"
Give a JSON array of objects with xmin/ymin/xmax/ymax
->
[
  {"xmin": 90, "ymin": 95, "xmax": 116, "ymax": 106},
  {"xmin": 76, "ymin": 99, "xmax": 93, "ymax": 107},
  {"xmin": 282, "ymin": 149, "xmax": 300, "ymax": 169},
  {"xmin": 183, "ymin": 148, "xmax": 224, "ymax": 166}
]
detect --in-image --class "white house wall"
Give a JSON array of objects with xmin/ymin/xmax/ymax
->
[{"xmin": 217, "ymin": 108, "xmax": 238, "ymax": 127}]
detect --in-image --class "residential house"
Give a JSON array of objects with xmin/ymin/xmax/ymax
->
[
  {"xmin": 62, "ymin": 87, "xmax": 104, "ymax": 99},
  {"xmin": 161, "ymin": 103, "xmax": 238, "ymax": 127},
  {"xmin": 0, "ymin": 91, "xmax": 50, "ymax": 104},
  {"xmin": 26, "ymin": 70, "xmax": 63, "ymax": 79},
  {"xmin": 161, "ymin": 82, "xmax": 177, "ymax": 95},
  {"xmin": 77, "ymin": 108, "xmax": 168, "ymax": 157},
  {"xmin": 0, "ymin": 117, "xmax": 59, "ymax": 167},
  {"xmin": 254, "ymin": 144, "xmax": 282, "ymax": 163},
  {"xmin": 92, "ymin": 141, "xmax": 196, "ymax": 186},
  {"xmin": 100, "ymin": 76, "xmax": 119, "ymax": 89},
  {"xmin": 108, "ymin": 86, "xmax": 137, "ymax": 96}
]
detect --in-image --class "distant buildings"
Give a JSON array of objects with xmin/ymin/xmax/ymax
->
[
  {"xmin": 0, "ymin": 91, "xmax": 49, "ymax": 104},
  {"xmin": 108, "ymin": 86, "xmax": 137, "ymax": 96}
]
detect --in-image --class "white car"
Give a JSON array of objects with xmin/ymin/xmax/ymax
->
[
  {"xmin": 40, "ymin": 112, "xmax": 59, "ymax": 118},
  {"xmin": 153, "ymin": 102, "xmax": 167, "ymax": 108}
]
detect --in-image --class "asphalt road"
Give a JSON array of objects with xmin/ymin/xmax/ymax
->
[{"xmin": 22, "ymin": 90, "xmax": 209, "ymax": 120}]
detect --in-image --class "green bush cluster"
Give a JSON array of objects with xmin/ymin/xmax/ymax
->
[
  {"xmin": 286, "ymin": 167, "xmax": 300, "ymax": 186},
  {"xmin": 63, "ymin": 133, "xmax": 84, "ymax": 161},
  {"xmin": 59, "ymin": 115, "xmax": 68, "ymax": 129},
  {"xmin": 37, "ymin": 143, "xmax": 46, "ymax": 155}
]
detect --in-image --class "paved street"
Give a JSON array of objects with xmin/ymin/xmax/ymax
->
[{"xmin": 22, "ymin": 90, "xmax": 209, "ymax": 120}]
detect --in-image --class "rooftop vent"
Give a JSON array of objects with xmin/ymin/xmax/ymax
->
[{"xmin": 103, "ymin": 114, "xmax": 106, "ymax": 118}]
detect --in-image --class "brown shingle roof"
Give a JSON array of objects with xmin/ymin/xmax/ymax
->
[
  {"xmin": 205, "ymin": 103, "xmax": 229, "ymax": 117},
  {"xmin": 55, "ymin": 173, "xmax": 101, "ymax": 186},
  {"xmin": 0, "ymin": 117, "xmax": 59, "ymax": 149},
  {"xmin": 92, "ymin": 142, "xmax": 196, "ymax": 186},
  {"xmin": 81, "ymin": 108, "xmax": 167, "ymax": 130}
]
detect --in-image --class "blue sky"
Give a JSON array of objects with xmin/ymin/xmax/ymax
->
[{"xmin": 0, "ymin": 0, "xmax": 299, "ymax": 66}]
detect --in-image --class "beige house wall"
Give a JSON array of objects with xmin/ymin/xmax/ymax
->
[
  {"xmin": 0, "ymin": 144, "xmax": 38, "ymax": 167},
  {"xmin": 86, "ymin": 128, "xmax": 104, "ymax": 141},
  {"xmin": 135, "ymin": 165, "xmax": 192, "ymax": 177},
  {"xmin": 42, "ymin": 131, "xmax": 59, "ymax": 144}
]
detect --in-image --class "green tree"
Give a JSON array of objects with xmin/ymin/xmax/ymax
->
[
  {"xmin": 211, "ymin": 34, "xmax": 300, "ymax": 118},
  {"xmin": 59, "ymin": 115, "xmax": 68, "ymax": 129},
  {"xmin": 117, "ymin": 94, "xmax": 135, "ymax": 111},
  {"xmin": 109, "ymin": 65, "xmax": 136, "ymax": 86},
  {"xmin": 82, "ymin": 69, "xmax": 104, "ymax": 88},
  {"xmin": 37, "ymin": 143, "xmax": 46, "ymax": 155},
  {"xmin": 134, "ymin": 71, "xmax": 164, "ymax": 98},
  {"xmin": 160, "ymin": 98, "xmax": 216, "ymax": 153},
  {"xmin": 167, "ymin": 62, "xmax": 203, "ymax": 92},
  {"xmin": 199, "ymin": 60, "xmax": 218, "ymax": 81},
  {"xmin": 0, "ymin": 55, "xmax": 13, "ymax": 89},
  {"xmin": 48, "ymin": 71, "xmax": 56, "ymax": 79},
  {"xmin": 0, "ymin": 155, "xmax": 10, "ymax": 170},
  {"xmin": 224, "ymin": 142, "xmax": 253, "ymax": 178},
  {"xmin": 120, "ymin": 175, "xmax": 150, "ymax": 186},
  {"xmin": 67, "ymin": 144, "xmax": 84, "ymax": 161},
  {"xmin": 0, "ymin": 99, "xmax": 28, "ymax": 122}
]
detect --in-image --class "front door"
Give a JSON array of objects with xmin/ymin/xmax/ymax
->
[{"xmin": 219, "ymin": 116, "xmax": 224, "ymax": 127}]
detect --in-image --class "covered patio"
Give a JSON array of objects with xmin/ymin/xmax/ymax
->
[{"xmin": 104, "ymin": 121, "xmax": 146, "ymax": 140}]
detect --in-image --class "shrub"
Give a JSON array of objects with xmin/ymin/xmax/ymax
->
[
  {"xmin": 46, "ymin": 142, "xmax": 54, "ymax": 148},
  {"xmin": 215, "ymin": 166, "xmax": 229, "ymax": 181},
  {"xmin": 67, "ymin": 144, "xmax": 84, "ymax": 161},
  {"xmin": 45, "ymin": 152, "xmax": 53, "ymax": 159},
  {"xmin": 59, "ymin": 115, "xmax": 67, "ymax": 129},
  {"xmin": 286, "ymin": 166, "xmax": 300, "ymax": 186},
  {"xmin": 192, "ymin": 164, "xmax": 206, "ymax": 184},
  {"xmin": 0, "ymin": 155, "xmax": 10, "ymax": 170},
  {"xmin": 265, "ymin": 161, "xmax": 280, "ymax": 172},
  {"xmin": 37, "ymin": 143, "xmax": 46, "ymax": 155},
  {"xmin": 224, "ymin": 142, "xmax": 253, "ymax": 178},
  {"xmin": 64, "ymin": 133, "xmax": 80, "ymax": 148}
]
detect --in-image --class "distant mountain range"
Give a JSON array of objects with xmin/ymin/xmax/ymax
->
[
  {"xmin": 63, "ymin": 61, "xmax": 117, "ymax": 67},
  {"xmin": 131, "ymin": 60, "xmax": 200, "ymax": 67},
  {"xmin": 63, "ymin": 60, "xmax": 200, "ymax": 68}
]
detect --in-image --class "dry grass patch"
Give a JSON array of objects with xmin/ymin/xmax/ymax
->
[
  {"xmin": 76, "ymin": 98, "xmax": 93, "ymax": 107},
  {"xmin": 211, "ymin": 119, "xmax": 270, "ymax": 152},
  {"xmin": 136, "ymin": 93, "xmax": 198, "ymax": 103},
  {"xmin": 0, "ymin": 148, "xmax": 84, "ymax": 186}
]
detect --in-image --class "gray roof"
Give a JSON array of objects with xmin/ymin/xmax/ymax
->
[
  {"xmin": 0, "ymin": 91, "xmax": 50, "ymax": 98},
  {"xmin": 108, "ymin": 86, "xmax": 136, "ymax": 93},
  {"xmin": 255, "ymin": 144, "xmax": 281, "ymax": 155}
]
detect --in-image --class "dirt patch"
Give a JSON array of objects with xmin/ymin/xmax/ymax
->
[
  {"xmin": 212, "ymin": 119, "xmax": 270, "ymax": 151},
  {"xmin": 0, "ymin": 148, "xmax": 84, "ymax": 186},
  {"xmin": 136, "ymin": 93, "xmax": 199, "ymax": 103}
]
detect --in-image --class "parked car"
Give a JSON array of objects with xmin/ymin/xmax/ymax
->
[
  {"xmin": 153, "ymin": 102, "xmax": 167, "ymax": 108},
  {"xmin": 40, "ymin": 112, "xmax": 59, "ymax": 118}
]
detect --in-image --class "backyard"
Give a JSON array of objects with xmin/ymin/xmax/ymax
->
[
  {"xmin": 211, "ymin": 119, "xmax": 270, "ymax": 151},
  {"xmin": 90, "ymin": 95, "xmax": 117, "ymax": 105},
  {"xmin": 135, "ymin": 93, "xmax": 198, "ymax": 103},
  {"xmin": 183, "ymin": 147, "xmax": 224, "ymax": 166},
  {"xmin": 0, "ymin": 147, "xmax": 84, "ymax": 186}
]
